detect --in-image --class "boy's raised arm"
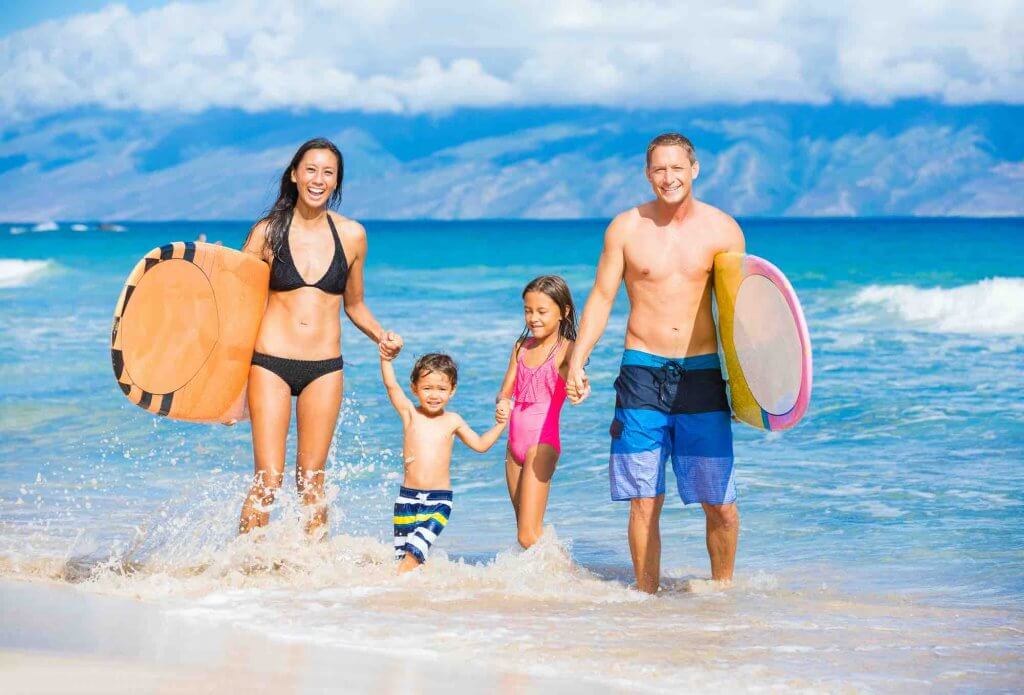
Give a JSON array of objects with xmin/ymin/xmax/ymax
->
[
  {"xmin": 380, "ymin": 356, "xmax": 413, "ymax": 414},
  {"xmin": 454, "ymin": 415, "xmax": 507, "ymax": 453}
]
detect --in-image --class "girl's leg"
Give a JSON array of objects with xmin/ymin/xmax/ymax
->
[
  {"xmin": 504, "ymin": 445, "xmax": 523, "ymax": 522},
  {"xmin": 239, "ymin": 366, "xmax": 292, "ymax": 534},
  {"xmin": 295, "ymin": 370, "xmax": 344, "ymax": 538},
  {"xmin": 515, "ymin": 444, "xmax": 558, "ymax": 549}
]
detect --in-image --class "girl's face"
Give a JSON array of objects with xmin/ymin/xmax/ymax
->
[
  {"xmin": 290, "ymin": 148, "xmax": 339, "ymax": 210},
  {"xmin": 523, "ymin": 291, "xmax": 564, "ymax": 340}
]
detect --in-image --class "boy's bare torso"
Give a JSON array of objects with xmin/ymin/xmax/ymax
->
[{"xmin": 401, "ymin": 409, "xmax": 458, "ymax": 490}]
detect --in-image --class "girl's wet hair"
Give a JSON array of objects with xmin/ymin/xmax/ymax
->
[
  {"xmin": 247, "ymin": 137, "xmax": 344, "ymax": 257},
  {"xmin": 517, "ymin": 275, "xmax": 578, "ymax": 347}
]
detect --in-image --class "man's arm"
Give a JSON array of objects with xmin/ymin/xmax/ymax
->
[
  {"xmin": 721, "ymin": 213, "xmax": 746, "ymax": 254},
  {"xmin": 380, "ymin": 355, "xmax": 413, "ymax": 416},
  {"xmin": 566, "ymin": 214, "xmax": 628, "ymax": 403},
  {"xmin": 454, "ymin": 416, "xmax": 507, "ymax": 453}
]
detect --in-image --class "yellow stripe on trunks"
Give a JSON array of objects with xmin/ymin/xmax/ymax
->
[{"xmin": 393, "ymin": 512, "xmax": 449, "ymax": 526}]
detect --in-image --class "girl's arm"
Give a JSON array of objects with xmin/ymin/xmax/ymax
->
[
  {"xmin": 557, "ymin": 339, "xmax": 575, "ymax": 380},
  {"xmin": 454, "ymin": 416, "xmax": 508, "ymax": 453},
  {"xmin": 380, "ymin": 355, "xmax": 413, "ymax": 417},
  {"xmin": 494, "ymin": 341, "xmax": 520, "ymax": 422}
]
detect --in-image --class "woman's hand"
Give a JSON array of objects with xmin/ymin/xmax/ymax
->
[{"xmin": 378, "ymin": 331, "xmax": 403, "ymax": 360}]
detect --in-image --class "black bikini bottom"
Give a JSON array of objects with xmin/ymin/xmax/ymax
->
[{"xmin": 251, "ymin": 352, "xmax": 344, "ymax": 396}]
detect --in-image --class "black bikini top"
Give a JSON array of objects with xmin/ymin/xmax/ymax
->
[{"xmin": 270, "ymin": 213, "xmax": 349, "ymax": 295}]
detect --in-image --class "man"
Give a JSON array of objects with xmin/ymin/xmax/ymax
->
[{"xmin": 567, "ymin": 133, "xmax": 744, "ymax": 593}]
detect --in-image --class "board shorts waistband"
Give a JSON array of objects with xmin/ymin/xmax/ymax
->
[{"xmin": 621, "ymin": 349, "xmax": 721, "ymax": 370}]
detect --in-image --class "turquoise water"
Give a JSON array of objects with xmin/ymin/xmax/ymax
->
[{"xmin": 1, "ymin": 219, "xmax": 1022, "ymax": 690}]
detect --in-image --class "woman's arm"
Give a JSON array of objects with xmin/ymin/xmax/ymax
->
[
  {"xmin": 340, "ymin": 219, "xmax": 387, "ymax": 344},
  {"xmin": 242, "ymin": 220, "xmax": 271, "ymax": 262}
]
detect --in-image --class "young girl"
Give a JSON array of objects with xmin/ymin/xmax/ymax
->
[{"xmin": 495, "ymin": 275, "xmax": 577, "ymax": 549}]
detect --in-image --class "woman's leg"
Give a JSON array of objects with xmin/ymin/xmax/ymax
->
[
  {"xmin": 515, "ymin": 444, "xmax": 558, "ymax": 549},
  {"xmin": 504, "ymin": 445, "xmax": 522, "ymax": 522},
  {"xmin": 295, "ymin": 369, "xmax": 344, "ymax": 538},
  {"xmin": 239, "ymin": 365, "xmax": 292, "ymax": 534}
]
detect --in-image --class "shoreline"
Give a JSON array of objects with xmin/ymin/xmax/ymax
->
[{"xmin": 0, "ymin": 578, "xmax": 613, "ymax": 694}]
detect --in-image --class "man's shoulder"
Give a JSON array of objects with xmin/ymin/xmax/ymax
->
[
  {"xmin": 606, "ymin": 206, "xmax": 645, "ymax": 241},
  {"xmin": 695, "ymin": 201, "xmax": 745, "ymax": 251},
  {"xmin": 695, "ymin": 201, "xmax": 739, "ymax": 230}
]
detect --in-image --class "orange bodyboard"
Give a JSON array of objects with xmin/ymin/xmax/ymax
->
[{"xmin": 111, "ymin": 241, "xmax": 268, "ymax": 422}]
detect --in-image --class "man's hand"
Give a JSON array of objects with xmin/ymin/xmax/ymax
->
[
  {"xmin": 566, "ymin": 365, "xmax": 590, "ymax": 405},
  {"xmin": 378, "ymin": 331, "xmax": 403, "ymax": 361},
  {"xmin": 495, "ymin": 398, "xmax": 511, "ymax": 424}
]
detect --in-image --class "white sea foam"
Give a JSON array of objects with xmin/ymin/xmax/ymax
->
[
  {"xmin": 0, "ymin": 259, "xmax": 56, "ymax": 288},
  {"xmin": 31, "ymin": 221, "xmax": 58, "ymax": 232},
  {"xmin": 853, "ymin": 277, "xmax": 1024, "ymax": 335}
]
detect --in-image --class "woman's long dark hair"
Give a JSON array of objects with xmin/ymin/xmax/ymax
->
[
  {"xmin": 516, "ymin": 275, "xmax": 578, "ymax": 350},
  {"xmin": 249, "ymin": 137, "xmax": 344, "ymax": 256}
]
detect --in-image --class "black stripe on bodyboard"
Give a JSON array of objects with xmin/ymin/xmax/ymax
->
[
  {"xmin": 111, "ymin": 349, "xmax": 124, "ymax": 379},
  {"xmin": 157, "ymin": 393, "xmax": 173, "ymax": 416},
  {"xmin": 138, "ymin": 391, "xmax": 153, "ymax": 410},
  {"xmin": 183, "ymin": 242, "xmax": 196, "ymax": 263}
]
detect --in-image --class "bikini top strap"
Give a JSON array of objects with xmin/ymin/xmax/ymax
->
[{"xmin": 325, "ymin": 213, "xmax": 341, "ymax": 251}]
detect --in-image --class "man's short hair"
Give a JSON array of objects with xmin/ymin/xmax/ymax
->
[
  {"xmin": 646, "ymin": 132, "xmax": 696, "ymax": 167},
  {"xmin": 410, "ymin": 353, "xmax": 458, "ymax": 387}
]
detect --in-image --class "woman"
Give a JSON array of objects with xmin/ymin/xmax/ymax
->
[{"xmin": 239, "ymin": 137, "xmax": 402, "ymax": 537}]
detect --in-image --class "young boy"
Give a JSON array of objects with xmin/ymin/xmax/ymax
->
[{"xmin": 380, "ymin": 351, "xmax": 507, "ymax": 573}]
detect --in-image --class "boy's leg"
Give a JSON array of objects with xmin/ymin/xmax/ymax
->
[
  {"xmin": 515, "ymin": 444, "xmax": 558, "ymax": 549},
  {"xmin": 397, "ymin": 553, "xmax": 422, "ymax": 574}
]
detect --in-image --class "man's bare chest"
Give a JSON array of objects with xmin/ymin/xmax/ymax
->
[{"xmin": 623, "ymin": 233, "xmax": 714, "ymax": 284}]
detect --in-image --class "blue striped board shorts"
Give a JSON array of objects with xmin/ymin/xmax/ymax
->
[
  {"xmin": 609, "ymin": 350, "xmax": 736, "ymax": 505},
  {"xmin": 394, "ymin": 486, "xmax": 453, "ymax": 563}
]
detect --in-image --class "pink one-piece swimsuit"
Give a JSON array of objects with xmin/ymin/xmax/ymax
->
[{"xmin": 509, "ymin": 338, "xmax": 567, "ymax": 464}]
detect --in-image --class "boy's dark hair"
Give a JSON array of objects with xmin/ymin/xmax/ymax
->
[
  {"xmin": 646, "ymin": 132, "xmax": 696, "ymax": 167},
  {"xmin": 410, "ymin": 353, "xmax": 458, "ymax": 387}
]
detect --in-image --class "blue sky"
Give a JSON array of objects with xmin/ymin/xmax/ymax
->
[{"xmin": 1, "ymin": 1, "xmax": 1022, "ymax": 220}]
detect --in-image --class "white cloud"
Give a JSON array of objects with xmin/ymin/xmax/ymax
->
[{"xmin": 0, "ymin": 0, "xmax": 1021, "ymax": 120}]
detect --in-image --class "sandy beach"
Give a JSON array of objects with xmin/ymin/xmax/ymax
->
[{"xmin": 1, "ymin": 578, "xmax": 608, "ymax": 695}]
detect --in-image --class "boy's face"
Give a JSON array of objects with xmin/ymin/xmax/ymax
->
[{"xmin": 411, "ymin": 370, "xmax": 455, "ymax": 414}]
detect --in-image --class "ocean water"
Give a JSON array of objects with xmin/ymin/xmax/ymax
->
[{"xmin": 1, "ymin": 218, "xmax": 1022, "ymax": 691}]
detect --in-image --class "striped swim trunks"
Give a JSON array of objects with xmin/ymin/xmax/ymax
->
[
  {"xmin": 609, "ymin": 350, "xmax": 735, "ymax": 505},
  {"xmin": 393, "ymin": 486, "xmax": 453, "ymax": 563}
]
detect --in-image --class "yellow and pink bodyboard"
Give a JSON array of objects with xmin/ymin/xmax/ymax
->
[{"xmin": 713, "ymin": 252, "xmax": 812, "ymax": 431}]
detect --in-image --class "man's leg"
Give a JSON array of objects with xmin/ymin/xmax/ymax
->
[
  {"xmin": 701, "ymin": 502, "xmax": 739, "ymax": 582},
  {"xmin": 629, "ymin": 494, "xmax": 665, "ymax": 593}
]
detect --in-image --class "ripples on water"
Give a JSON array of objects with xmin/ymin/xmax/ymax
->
[{"xmin": 1, "ymin": 219, "xmax": 1022, "ymax": 690}]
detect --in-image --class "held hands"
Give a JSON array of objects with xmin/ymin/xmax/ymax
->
[
  {"xmin": 378, "ymin": 330, "xmax": 404, "ymax": 361},
  {"xmin": 566, "ymin": 365, "xmax": 591, "ymax": 405},
  {"xmin": 495, "ymin": 397, "xmax": 511, "ymax": 424}
]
